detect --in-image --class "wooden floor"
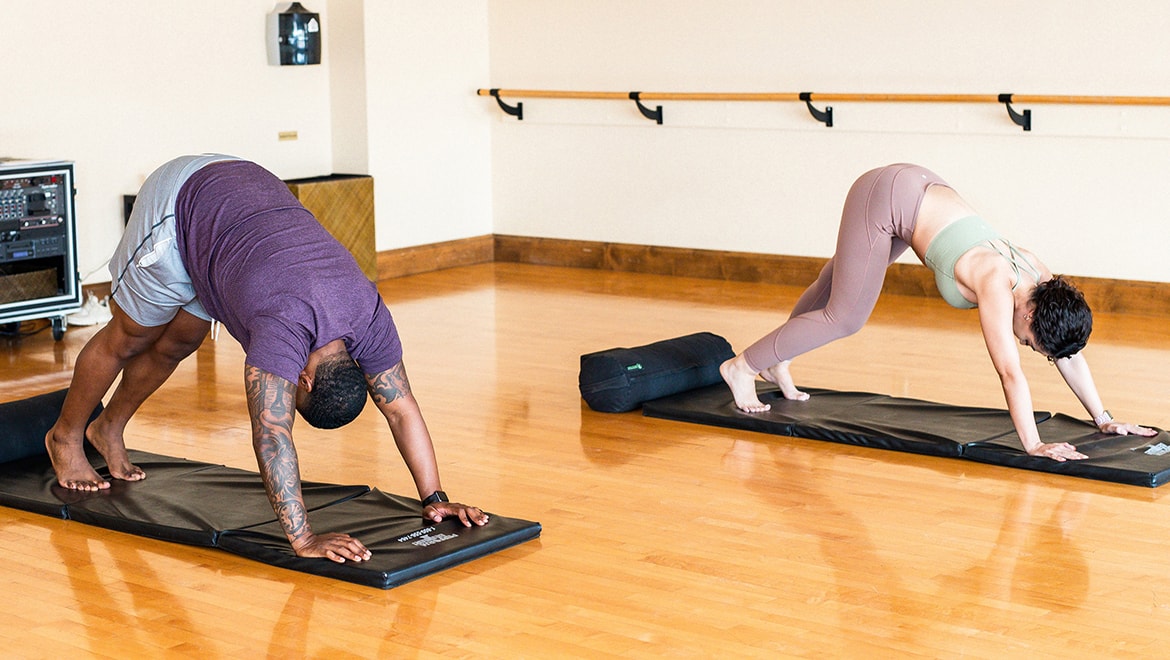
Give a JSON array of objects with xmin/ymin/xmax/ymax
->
[{"xmin": 3, "ymin": 262, "xmax": 1170, "ymax": 658}]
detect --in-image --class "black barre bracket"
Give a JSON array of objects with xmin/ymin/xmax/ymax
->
[
  {"xmin": 629, "ymin": 92, "xmax": 663, "ymax": 124},
  {"xmin": 998, "ymin": 93, "xmax": 1031, "ymax": 131},
  {"xmin": 489, "ymin": 89, "xmax": 523, "ymax": 121},
  {"xmin": 799, "ymin": 92, "xmax": 833, "ymax": 127}
]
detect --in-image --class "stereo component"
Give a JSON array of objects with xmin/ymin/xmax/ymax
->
[{"xmin": 0, "ymin": 158, "xmax": 80, "ymax": 339}]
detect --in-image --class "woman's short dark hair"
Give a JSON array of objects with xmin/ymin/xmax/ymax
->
[
  {"xmin": 297, "ymin": 354, "xmax": 368, "ymax": 429},
  {"xmin": 1029, "ymin": 276, "xmax": 1092, "ymax": 360}
]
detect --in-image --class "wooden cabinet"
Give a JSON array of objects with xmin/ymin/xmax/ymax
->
[{"xmin": 285, "ymin": 174, "xmax": 377, "ymax": 281}]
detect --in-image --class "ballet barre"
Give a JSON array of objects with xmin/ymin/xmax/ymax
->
[{"xmin": 478, "ymin": 88, "xmax": 1170, "ymax": 131}]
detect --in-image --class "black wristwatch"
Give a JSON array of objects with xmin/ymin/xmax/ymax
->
[{"xmin": 422, "ymin": 490, "xmax": 448, "ymax": 507}]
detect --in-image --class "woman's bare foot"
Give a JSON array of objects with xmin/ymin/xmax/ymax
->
[
  {"xmin": 760, "ymin": 361, "xmax": 810, "ymax": 401},
  {"xmin": 45, "ymin": 427, "xmax": 109, "ymax": 491},
  {"xmin": 85, "ymin": 416, "xmax": 146, "ymax": 482},
  {"xmin": 720, "ymin": 355, "xmax": 770, "ymax": 413}
]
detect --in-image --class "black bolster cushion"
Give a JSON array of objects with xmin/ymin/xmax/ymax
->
[
  {"xmin": 579, "ymin": 332, "xmax": 735, "ymax": 413},
  {"xmin": 0, "ymin": 389, "xmax": 101, "ymax": 464}
]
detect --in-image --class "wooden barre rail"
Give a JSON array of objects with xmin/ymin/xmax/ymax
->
[
  {"xmin": 477, "ymin": 88, "xmax": 1170, "ymax": 130},
  {"xmin": 816, "ymin": 93, "xmax": 1170, "ymax": 105}
]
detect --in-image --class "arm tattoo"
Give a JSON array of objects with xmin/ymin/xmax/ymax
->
[
  {"xmin": 367, "ymin": 361, "xmax": 412, "ymax": 406},
  {"xmin": 245, "ymin": 365, "xmax": 310, "ymax": 546}
]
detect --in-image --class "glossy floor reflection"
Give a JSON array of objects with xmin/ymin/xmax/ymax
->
[{"xmin": 2, "ymin": 263, "xmax": 1169, "ymax": 657}]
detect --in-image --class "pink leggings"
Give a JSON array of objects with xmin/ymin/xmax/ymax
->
[{"xmin": 742, "ymin": 164, "xmax": 949, "ymax": 372}]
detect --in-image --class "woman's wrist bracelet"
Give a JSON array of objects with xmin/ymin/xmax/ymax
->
[{"xmin": 1093, "ymin": 410, "xmax": 1113, "ymax": 427}]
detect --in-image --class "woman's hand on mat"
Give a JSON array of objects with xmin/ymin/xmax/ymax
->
[
  {"xmin": 1027, "ymin": 441, "xmax": 1087, "ymax": 462},
  {"xmin": 1099, "ymin": 420, "xmax": 1158, "ymax": 437},
  {"xmin": 293, "ymin": 532, "xmax": 372, "ymax": 563},
  {"xmin": 425, "ymin": 501, "xmax": 490, "ymax": 527}
]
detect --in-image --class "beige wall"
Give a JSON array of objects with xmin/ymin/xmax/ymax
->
[
  {"xmin": 2, "ymin": 0, "xmax": 493, "ymax": 284},
  {"xmin": 486, "ymin": 1, "xmax": 1170, "ymax": 283},
  {"xmin": 4, "ymin": 0, "xmax": 337, "ymax": 282},
  {"xmin": 360, "ymin": 1, "xmax": 493, "ymax": 251},
  {"xmin": 4, "ymin": 2, "xmax": 1168, "ymax": 285}
]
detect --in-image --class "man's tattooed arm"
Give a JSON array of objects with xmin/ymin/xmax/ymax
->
[
  {"xmin": 365, "ymin": 360, "xmax": 443, "ymax": 497},
  {"xmin": 364, "ymin": 360, "xmax": 491, "ymax": 528},
  {"xmin": 245, "ymin": 365, "xmax": 311, "ymax": 548},
  {"xmin": 366, "ymin": 360, "xmax": 412, "ymax": 407}
]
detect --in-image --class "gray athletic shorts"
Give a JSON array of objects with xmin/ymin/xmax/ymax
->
[{"xmin": 110, "ymin": 154, "xmax": 239, "ymax": 327}]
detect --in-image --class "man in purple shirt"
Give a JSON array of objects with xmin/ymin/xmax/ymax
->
[{"xmin": 45, "ymin": 155, "xmax": 487, "ymax": 564}]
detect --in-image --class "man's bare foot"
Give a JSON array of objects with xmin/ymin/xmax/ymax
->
[
  {"xmin": 45, "ymin": 427, "xmax": 110, "ymax": 491},
  {"xmin": 759, "ymin": 361, "xmax": 810, "ymax": 401},
  {"xmin": 85, "ymin": 416, "xmax": 146, "ymax": 482},
  {"xmin": 720, "ymin": 355, "xmax": 770, "ymax": 413}
]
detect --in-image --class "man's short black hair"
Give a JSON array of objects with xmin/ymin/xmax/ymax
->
[
  {"xmin": 1030, "ymin": 276, "xmax": 1093, "ymax": 360},
  {"xmin": 297, "ymin": 354, "xmax": 367, "ymax": 429}
]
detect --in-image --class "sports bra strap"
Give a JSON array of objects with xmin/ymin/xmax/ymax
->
[{"xmin": 986, "ymin": 239, "xmax": 1042, "ymax": 290}]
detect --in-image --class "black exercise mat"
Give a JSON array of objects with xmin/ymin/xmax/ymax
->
[
  {"xmin": 641, "ymin": 382, "xmax": 1170, "ymax": 487},
  {"xmin": 0, "ymin": 389, "xmax": 100, "ymax": 463},
  {"xmin": 0, "ymin": 389, "xmax": 104, "ymax": 515},
  {"xmin": 964, "ymin": 414, "xmax": 1170, "ymax": 488},
  {"xmin": 0, "ymin": 451, "xmax": 77, "ymax": 518},
  {"xmin": 643, "ymin": 383, "xmax": 1045, "ymax": 458},
  {"xmin": 64, "ymin": 450, "xmax": 370, "ymax": 547},
  {"xmin": 0, "ymin": 390, "xmax": 542, "ymax": 587},
  {"xmin": 219, "ymin": 489, "xmax": 543, "ymax": 589},
  {"xmin": 0, "ymin": 448, "xmax": 540, "ymax": 585}
]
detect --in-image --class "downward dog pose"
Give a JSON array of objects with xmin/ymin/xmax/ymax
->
[
  {"xmin": 46, "ymin": 154, "xmax": 488, "ymax": 563},
  {"xmin": 721, "ymin": 163, "xmax": 1154, "ymax": 461}
]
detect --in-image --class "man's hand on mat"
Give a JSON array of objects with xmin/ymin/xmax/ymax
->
[
  {"xmin": 425, "ymin": 501, "xmax": 490, "ymax": 527},
  {"xmin": 293, "ymin": 532, "xmax": 372, "ymax": 563},
  {"xmin": 1027, "ymin": 441, "xmax": 1087, "ymax": 462},
  {"xmin": 1099, "ymin": 420, "xmax": 1158, "ymax": 437}
]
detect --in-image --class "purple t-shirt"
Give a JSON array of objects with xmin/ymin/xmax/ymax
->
[{"xmin": 175, "ymin": 160, "xmax": 401, "ymax": 383}]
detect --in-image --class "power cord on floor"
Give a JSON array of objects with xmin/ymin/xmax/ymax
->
[
  {"xmin": 79, "ymin": 257, "xmax": 112, "ymax": 284},
  {"xmin": 0, "ymin": 319, "xmax": 52, "ymax": 339}
]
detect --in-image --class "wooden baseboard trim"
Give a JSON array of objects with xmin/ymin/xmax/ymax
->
[
  {"xmin": 490, "ymin": 234, "xmax": 1170, "ymax": 318},
  {"xmin": 81, "ymin": 234, "xmax": 1166, "ymax": 317},
  {"xmin": 376, "ymin": 234, "xmax": 495, "ymax": 280},
  {"xmin": 81, "ymin": 282, "xmax": 112, "ymax": 299},
  {"xmin": 86, "ymin": 235, "xmax": 1168, "ymax": 318},
  {"xmin": 491, "ymin": 234, "xmax": 937, "ymax": 297}
]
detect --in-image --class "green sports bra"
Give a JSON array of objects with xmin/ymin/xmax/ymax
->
[{"xmin": 923, "ymin": 216, "xmax": 1042, "ymax": 309}]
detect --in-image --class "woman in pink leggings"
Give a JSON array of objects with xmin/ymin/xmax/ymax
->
[{"xmin": 720, "ymin": 163, "xmax": 1154, "ymax": 461}]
